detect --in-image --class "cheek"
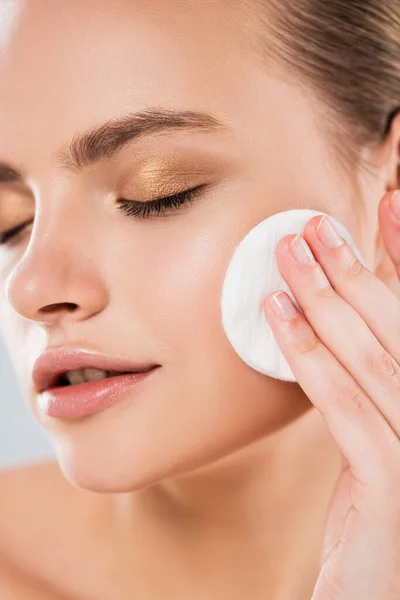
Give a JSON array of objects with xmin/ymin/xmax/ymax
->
[
  {"xmin": 128, "ymin": 220, "xmax": 253, "ymax": 375},
  {"xmin": 134, "ymin": 226, "xmax": 269, "ymax": 396},
  {"xmin": 142, "ymin": 224, "xmax": 311, "ymax": 426},
  {"xmin": 151, "ymin": 230, "xmax": 224, "ymax": 362}
]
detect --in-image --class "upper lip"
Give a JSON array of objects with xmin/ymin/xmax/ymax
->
[{"xmin": 32, "ymin": 348, "xmax": 159, "ymax": 393}]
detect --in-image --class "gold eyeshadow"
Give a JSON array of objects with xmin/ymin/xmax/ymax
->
[{"xmin": 122, "ymin": 154, "xmax": 218, "ymax": 199}]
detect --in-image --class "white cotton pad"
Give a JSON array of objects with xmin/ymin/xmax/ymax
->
[{"xmin": 221, "ymin": 209, "xmax": 369, "ymax": 382}]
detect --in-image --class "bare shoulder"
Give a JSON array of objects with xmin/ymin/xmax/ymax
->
[
  {"xmin": 0, "ymin": 460, "xmax": 78, "ymax": 556},
  {"xmin": 0, "ymin": 460, "xmax": 81, "ymax": 537},
  {"xmin": 0, "ymin": 461, "xmax": 101, "ymax": 598},
  {"xmin": 0, "ymin": 459, "xmax": 71, "ymax": 502}
]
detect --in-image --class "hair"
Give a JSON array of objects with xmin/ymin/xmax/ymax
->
[{"xmin": 242, "ymin": 0, "xmax": 400, "ymax": 177}]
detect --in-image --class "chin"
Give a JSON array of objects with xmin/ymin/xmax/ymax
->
[
  {"xmin": 49, "ymin": 407, "xmax": 310, "ymax": 495},
  {"xmin": 37, "ymin": 369, "xmax": 310, "ymax": 494}
]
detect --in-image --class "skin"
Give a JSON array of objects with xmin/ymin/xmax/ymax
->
[{"xmin": 0, "ymin": 0, "xmax": 399, "ymax": 598}]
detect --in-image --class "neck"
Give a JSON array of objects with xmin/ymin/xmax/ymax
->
[{"xmin": 103, "ymin": 408, "xmax": 341, "ymax": 600}]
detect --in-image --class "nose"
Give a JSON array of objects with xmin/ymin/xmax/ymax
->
[{"xmin": 5, "ymin": 203, "xmax": 109, "ymax": 327}]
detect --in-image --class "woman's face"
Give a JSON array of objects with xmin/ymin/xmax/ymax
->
[{"xmin": 0, "ymin": 0, "xmax": 375, "ymax": 492}]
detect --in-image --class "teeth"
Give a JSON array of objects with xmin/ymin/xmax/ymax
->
[{"xmin": 65, "ymin": 368, "xmax": 111, "ymax": 385}]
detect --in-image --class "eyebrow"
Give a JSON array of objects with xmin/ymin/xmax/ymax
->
[{"xmin": 0, "ymin": 107, "xmax": 232, "ymax": 183}]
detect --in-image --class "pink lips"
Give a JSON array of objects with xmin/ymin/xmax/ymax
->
[
  {"xmin": 32, "ymin": 347, "xmax": 159, "ymax": 394},
  {"xmin": 38, "ymin": 367, "xmax": 160, "ymax": 419}
]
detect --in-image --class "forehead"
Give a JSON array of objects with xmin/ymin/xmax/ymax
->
[{"xmin": 0, "ymin": 0, "xmax": 249, "ymax": 167}]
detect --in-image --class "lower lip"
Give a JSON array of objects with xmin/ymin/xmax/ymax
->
[{"xmin": 37, "ymin": 367, "xmax": 160, "ymax": 419}]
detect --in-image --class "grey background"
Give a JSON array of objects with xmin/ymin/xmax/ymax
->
[{"xmin": 0, "ymin": 338, "xmax": 55, "ymax": 469}]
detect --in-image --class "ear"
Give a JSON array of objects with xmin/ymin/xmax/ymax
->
[
  {"xmin": 372, "ymin": 110, "xmax": 400, "ymax": 296},
  {"xmin": 374, "ymin": 227, "xmax": 400, "ymax": 298},
  {"xmin": 383, "ymin": 109, "xmax": 400, "ymax": 192}
]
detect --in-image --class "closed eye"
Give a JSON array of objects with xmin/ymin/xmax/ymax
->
[
  {"xmin": 116, "ymin": 183, "xmax": 209, "ymax": 218},
  {"xmin": 0, "ymin": 220, "xmax": 33, "ymax": 246},
  {"xmin": 0, "ymin": 183, "xmax": 209, "ymax": 245}
]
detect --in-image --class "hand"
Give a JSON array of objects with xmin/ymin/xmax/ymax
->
[{"xmin": 264, "ymin": 190, "xmax": 400, "ymax": 600}]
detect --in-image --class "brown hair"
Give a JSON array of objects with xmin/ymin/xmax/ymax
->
[{"xmin": 243, "ymin": 0, "xmax": 400, "ymax": 175}]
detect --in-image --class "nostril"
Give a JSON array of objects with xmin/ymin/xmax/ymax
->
[{"xmin": 41, "ymin": 303, "xmax": 78, "ymax": 314}]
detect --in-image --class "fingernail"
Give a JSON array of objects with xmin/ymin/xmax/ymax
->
[
  {"xmin": 269, "ymin": 292, "xmax": 298, "ymax": 320},
  {"xmin": 289, "ymin": 235, "xmax": 316, "ymax": 264},
  {"xmin": 389, "ymin": 190, "xmax": 400, "ymax": 220},
  {"xmin": 316, "ymin": 216, "xmax": 344, "ymax": 248}
]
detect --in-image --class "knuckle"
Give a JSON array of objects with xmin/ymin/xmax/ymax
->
[
  {"xmin": 343, "ymin": 254, "xmax": 364, "ymax": 279},
  {"xmin": 315, "ymin": 283, "xmax": 336, "ymax": 300},
  {"xmin": 295, "ymin": 331, "xmax": 321, "ymax": 354},
  {"xmin": 365, "ymin": 346, "xmax": 400, "ymax": 382},
  {"xmin": 325, "ymin": 379, "xmax": 368, "ymax": 418}
]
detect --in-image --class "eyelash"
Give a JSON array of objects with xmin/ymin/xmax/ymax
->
[
  {"xmin": 117, "ymin": 184, "xmax": 207, "ymax": 218},
  {"xmin": 0, "ymin": 221, "xmax": 30, "ymax": 246},
  {"xmin": 0, "ymin": 184, "xmax": 207, "ymax": 245}
]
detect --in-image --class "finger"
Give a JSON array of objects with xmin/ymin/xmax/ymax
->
[
  {"xmin": 264, "ymin": 291, "xmax": 400, "ymax": 489},
  {"xmin": 377, "ymin": 189, "xmax": 400, "ymax": 277},
  {"xmin": 275, "ymin": 233, "xmax": 400, "ymax": 437},
  {"xmin": 301, "ymin": 209, "xmax": 400, "ymax": 366}
]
